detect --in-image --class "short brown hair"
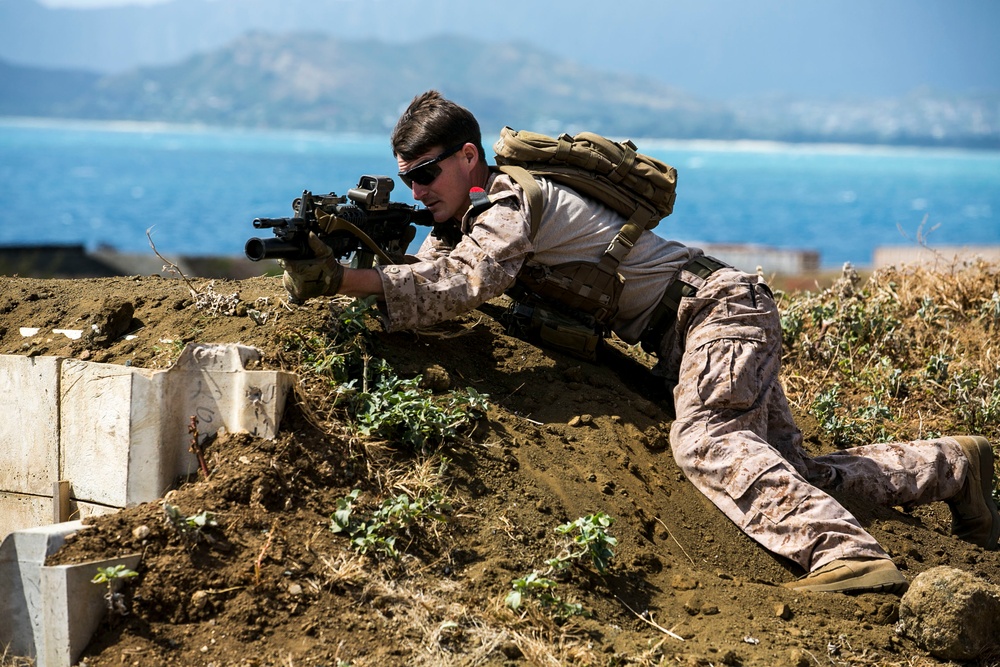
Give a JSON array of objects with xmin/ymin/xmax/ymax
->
[{"xmin": 390, "ymin": 90, "xmax": 485, "ymax": 161}]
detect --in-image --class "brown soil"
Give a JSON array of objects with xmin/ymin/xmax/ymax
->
[{"xmin": 2, "ymin": 272, "xmax": 998, "ymax": 667}]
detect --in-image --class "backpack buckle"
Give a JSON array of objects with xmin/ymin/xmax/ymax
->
[{"xmin": 604, "ymin": 233, "xmax": 634, "ymax": 264}]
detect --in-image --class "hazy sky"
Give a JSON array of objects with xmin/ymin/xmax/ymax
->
[{"xmin": 28, "ymin": 0, "xmax": 1000, "ymax": 99}]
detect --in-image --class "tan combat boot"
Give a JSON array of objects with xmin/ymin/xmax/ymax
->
[
  {"xmin": 947, "ymin": 436, "xmax": 1000, "ymax": 550},
  {"xmin": 784, "ymin": 558, "xmax": 908, "ymax": 594}
]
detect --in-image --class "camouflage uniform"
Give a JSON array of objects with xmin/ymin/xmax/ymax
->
[
  {"xmin": 659, "ymin": 267, "xmax": 969, "ymax": 570},
  {"xmin": 377, "ymin": 172, "xmax": 970, "ymax": 573}
]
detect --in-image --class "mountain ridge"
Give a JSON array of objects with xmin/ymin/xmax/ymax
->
[{"xmin": 2, "ymin": 31, "xmax": 998, "ymax": 148}]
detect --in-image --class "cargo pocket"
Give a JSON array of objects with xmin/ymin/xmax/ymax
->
[
  {"xmin": 695, "ymin": 337, "xmax": 765, "ymax": 411},
  {"xmin": 725, "ymin": 453, "xmax": 806, "ymax": 526}
]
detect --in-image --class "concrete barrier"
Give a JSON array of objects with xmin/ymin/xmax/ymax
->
[
  {"xmin": 1, "ymin": 343, "xmax": 295, "ymax": 541},
  {"xmin": 0, "ymin": 520, "xmax": 140, "ymax": 667},
  {"xmin": 0, "ymin": 343, "xmax": 296, "ymax": 666}
]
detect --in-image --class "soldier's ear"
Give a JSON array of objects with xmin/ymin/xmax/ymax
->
[{"xmin": 461, "ymin": 143, "xmax": 479, "ymax": 165}]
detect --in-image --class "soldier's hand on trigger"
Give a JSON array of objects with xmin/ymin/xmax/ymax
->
[{"xmin": 278, "ymin": 232, "xmax": 345, "ymax": 304}]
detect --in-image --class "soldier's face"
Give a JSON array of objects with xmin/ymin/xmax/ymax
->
[{"xmin": 397, "ymin": 143, "xmax": 477, "ymax": 223}]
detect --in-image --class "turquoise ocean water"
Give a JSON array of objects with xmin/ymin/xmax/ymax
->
[{"xmin": 1, "ymin": 118, "xmax": 998, "ymax": 269}]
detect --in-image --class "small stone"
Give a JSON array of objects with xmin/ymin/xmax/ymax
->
[
  {"xmin": 132, "ymin": 525, "xmax": 150, "ymax": 540},
  {"xmin": 419, "ymin": 364, "xmax": 451, "ymax": 391},
  {"xmin": 899, "ymin": 565, "xmax": 1000, "ymax": 661},
  {"xmin": 191, "ymin": 591, "xmax": 209, "ymax": 610},
  {"xmin": 782, "ymin": 648, "xmax": 811, "ymax": 667},
  {"xmin": 774, "ymin": 602, "xmax": 792, "ymax": 620},
  {"xmin": 671, "ymin": 573, "xmax": 699, "ymax": 591},
  {"xmin": 682, "ymin": 592, "xmax": 702, "ymax": 615}
]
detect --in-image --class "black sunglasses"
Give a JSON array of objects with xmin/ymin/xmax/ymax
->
[{"xmin": 398, "ymin": 144, "xmax": 464, "ymax": 188}]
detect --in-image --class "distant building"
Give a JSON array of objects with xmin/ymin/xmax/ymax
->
[{"xmin": 688, "ymin": 242, "xmax": 821, "ymax": 275}]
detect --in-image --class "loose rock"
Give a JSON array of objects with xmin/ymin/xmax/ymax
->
[{"xmin": 898, "ymin": 565, "xmax": 1000, "ymax": 661}]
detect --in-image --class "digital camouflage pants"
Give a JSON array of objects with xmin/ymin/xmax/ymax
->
[{"xmin": 658, "ymin": 267, "xmax": 969, "ymax": 572}]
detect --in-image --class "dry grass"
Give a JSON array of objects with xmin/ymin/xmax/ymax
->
[{"xmin": 779, "ymin": 259, "xmax": 1000, "ymax": 449}]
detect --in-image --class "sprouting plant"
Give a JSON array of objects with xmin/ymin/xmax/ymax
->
[
  {"xmin": 916, "ymin": 296, "xmax": 943, "ymax": 323},
  {"xmin": 948, "ymin": 371, "xmax": 1000, "ymax": 433},
  {"xmin": 330, "ymin": 489, "xmax": 450, "ymax": 560},
  {"xmin": 923, "ymin": 352, "xmax": 951, "ymax": 384},
  {"xmin": 780, "ymin": 306, "xmax": 806, "ymax": 348},
  {"xmin": 281, "ymin": 297, "xmax": 380, "ymax": 387},
  {"xmin": 547, "ymin": 512, "xmax": 618, "ymax": 574},
  {"xmin": 980, "ymin": 291, "xmax": 1000, "ymax": 328},
  {"xmin": 505, "ymin": 572, "xmax": 584, "ymax": 619},
  {"xmin": 91, "ymin": 564, "xmax": 139, "ymax": 616},
  {"xmin": 810, "ymin": 385, "xmax": 841, "ymax": 427},
  {"xmin": 347, "ymin": 362, "xmax": 489, "ymax": 452},
  {"xmin": 163, "ymin": 502, "xmax": 219, "ymax": 544},
  {"xmin": 504, "ymin": 513, "xmax": 617, "ymax": 620}
]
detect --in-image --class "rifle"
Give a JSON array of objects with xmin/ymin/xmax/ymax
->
[{"xmin": 244, "ymin": 175, "xmax": 434, "ymax": 268}]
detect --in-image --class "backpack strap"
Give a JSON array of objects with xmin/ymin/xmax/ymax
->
[
  {"xmin": 501, "ymin": 163, "xmax": 651, "ymax": 276},
  {"xmin": 496, "ymin": 165, "xmax": 543, "ymax": 238}
]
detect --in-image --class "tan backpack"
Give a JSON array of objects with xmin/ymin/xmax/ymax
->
[{"xmin": 491, "ymin": 127, "xmax": 678, "ymax": 327}]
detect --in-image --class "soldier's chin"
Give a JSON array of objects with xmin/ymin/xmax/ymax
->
[{"xmin": 429, "ymin": 205, "xmax": 456, "ymax": 223}]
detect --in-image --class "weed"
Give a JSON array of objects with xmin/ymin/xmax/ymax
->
[
  {"xmin": 281, "ymin": 297, "xmax": 379, "ymax": 388},
  {"xmin": 163, "ymin": 502, "xmax": 219, "ymax": 544},
  {"xmin": 947, "ymin": 370, "xmax": 1000, "ymax": 434},
  {"xmin": 347, "ymin": 362, "xmax": 489, "ymax": 452},
  {"xmin": 505, "ymin": 513, "xmax": 617, "ymax": 620},
  {"xmin": 330, "ymin": 489, "xmax": 450, "ymax": 560},
  {"xmin": 981, "ymin": 291, "xmax": 1000, "ymax": 328},
  {"xmin": 923, "ymin": 352, "xmax": 951, "ymax": 384},
  {"xmin": 505, "ymin": 572, "xmax": 584, "ymax": 618},
  {"xmin": 91, "ymin": 564, "xmax": 139, "ymax": 616},
  {"xmin": 547, "ymin": 512, "xmax": 618, "ymax": 574},
  {"xmin": 281, "ymin": 298, "xmax": 491, "ymax": 454}
]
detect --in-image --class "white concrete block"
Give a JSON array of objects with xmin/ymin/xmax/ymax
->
[
  {"xmin": 61, "ymin": 343, "xmax": 295, "ymax": 508},
  {"xmin": 60, "ymin": 360, "xmax": 157, "ymax": 508},
  {"xmin": 2, "ymin": 343, "xmax": 295, "ymax": 541},
  {"xmin": 41, "ymin": 553, "xmax": 142, "ymax": 667},
  {"xmin": 0, "ymin": 492, "xmax": 54, "ymax": 541},
  {"xmin": 0, "ymin": 355, "xmax": 60, "ymax": 495},
  {"xmin": 0, "ymin": 521, "xmax": 83, "ymax": 660}
]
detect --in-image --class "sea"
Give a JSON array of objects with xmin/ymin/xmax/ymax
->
[{"xmin": 2, "ymin": 118, "xmax": 999, "ymax": 270}]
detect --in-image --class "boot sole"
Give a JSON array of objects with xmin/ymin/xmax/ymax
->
[
  {"xmin": 784, "ymin": 560, "xmax": 909, "ymax": 594},
  {"xmin": 787, "ymin": 572, "xmax": 908, "ymax": 594}
]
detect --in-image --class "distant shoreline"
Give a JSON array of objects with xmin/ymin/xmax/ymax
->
[{"xmin": 4, "ymin": 115, "xmax": 999, "ymax": 157}]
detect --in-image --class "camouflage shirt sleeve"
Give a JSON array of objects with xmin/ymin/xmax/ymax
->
[{"xmin": 376, "ymin": 175, "xmax": 533, "ymax": 332}]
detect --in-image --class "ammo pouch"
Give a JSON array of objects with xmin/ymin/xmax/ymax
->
[
  {"xmin": 505, "ymin": 300, "xmax": 603, "ymax": 361},
  {"xmin": 515, "ymin": 260, "xmax": 623, "ymax": 325}
]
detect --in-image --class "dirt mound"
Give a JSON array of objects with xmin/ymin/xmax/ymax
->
[{"xmin": 2, "ymin": 269, "xmax": 999, "ymax": 667}]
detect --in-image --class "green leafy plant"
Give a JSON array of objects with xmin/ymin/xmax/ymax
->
[
  {"xmin": 163, "ymin": 502, "xmax": 219, "ymax": 544},
  {"xmin": 348, "ymin": 362, "xmax": 489, "ymax": 452},
  {"xmin": 547, "ymin": 512, "xmax": 618, "ymax": 574},
  {"xmin": 505, "ymin": 572, "xmax": 584, "ymax": 618},
  {"xmin": 505, "ymin": 513, "xmax": 617, "ymax": 620},
  {"xmin": 282, "ymin": 296, "xmax": 380, "ymax": 387},
  {"xmin": 330, "ymin": 489, "xmax": 451, "ymax": 560},
  {"xmin": 281, "ymin": 299, "xmax": 490, "ymax": 452},
  {"xmin": 91, "ymin": 564, "xmax": 139, "ymax": 616}
]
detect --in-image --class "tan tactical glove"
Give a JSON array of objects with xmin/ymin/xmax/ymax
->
[{"xmin": 279, "ymin": 233, "xmax": 344, "ymax": 304}]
